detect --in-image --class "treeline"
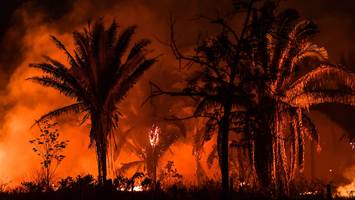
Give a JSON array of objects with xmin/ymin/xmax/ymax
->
[{"xmin": 24, "ymin": 0, "xmax": 355, "ymax": 198}]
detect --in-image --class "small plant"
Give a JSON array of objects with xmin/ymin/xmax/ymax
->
[
  {"xmin": 113, "ymin": 172, "xmax": 148, "ymax": 191},
  {"xmin": 113, "ymin": 175, "xmax": 129, "ymax": 191},
  {"xmin": 57, "ymin": 174, "xmax": 96, "ymax": 191},
  {"xmin": 57, "ymin": 176, "xmax": 74, "ymax": 190},
  {"xmin": 141, "ymin": 177, "xmax": 152, "ymax": 191},
  {"xmin": 20, "ymin": 181, "xmax": 46, "ymax": 193},
  {"xmin": 159, "ymin": 161, "xmax": 183, "ymax": 189},
  {"xmin": 29, "ymin": 120, "xmax": 69, "ymax": 190}
]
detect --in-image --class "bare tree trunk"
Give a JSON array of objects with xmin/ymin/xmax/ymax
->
[{"xmin": 218, "ymin": 103, "xmax": 232, "ymax": 200}]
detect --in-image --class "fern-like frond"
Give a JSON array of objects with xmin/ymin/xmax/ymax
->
[
  {"xmin": 118, "ymin": 160, "xmax": 145, "ymax": 174},
  {"xmin": 34, "ymin": 103, "xmax": 87, "ymax": 125},
  {"xmin": 290, "ymin": 91, "xmax": 355, "ymax": 108},
  {"xmin": 115, "ymin": 26, "xmax": 137, "ymax": 61},
  {"xmin": 27, "ymin": 76, "xmax": 77, "ymax": 98},
  {"xmin": 50, "ymin": 35, "xmax": 79, "ymax": 69},
  {"xmin": 285, "ymin": 65, "xmax": 355, "ymax": 100},
  {"xmin": 106, "ymin": 58, "xmax": 156, "ymax": 107}
]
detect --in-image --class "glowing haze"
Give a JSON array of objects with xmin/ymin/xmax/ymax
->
[{"xmin": 0, "ymin": 0, "xmax": 353, "ymax": 189}]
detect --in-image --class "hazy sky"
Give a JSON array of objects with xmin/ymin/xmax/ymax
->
[{"xmin": 0, "ymin": 0, "xmax": 353, "ymax": 184}]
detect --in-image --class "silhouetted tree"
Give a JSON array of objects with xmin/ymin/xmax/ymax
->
[
  {"xmin": 117, "ymin": 122, "xmax": 186, "ymax": 184},
  {"xmin": 28, "ymin": 19, "xmax": 157, "ymax": 185},
  {"xmin": 29, "ymin": 120, "xmax": 68, "ymax": 190},
  {"xmin": 150, "ymin": 0, "xmax": 355, "ymax": 196},
  {"xmin": 247, "ymin": 1, "xmax": 355, "ymax": 193},
  {"xmin": 158, "ymin": 161, "xmax": 183, "ymax": 188},
  {"xmin": 148, "ymin": 1, "xmax": 257, "ymax": 196}
]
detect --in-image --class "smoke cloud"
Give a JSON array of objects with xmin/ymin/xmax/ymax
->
[{"xmin": 0, "ymin": 0, "xmax": 353, "ymax": 186}]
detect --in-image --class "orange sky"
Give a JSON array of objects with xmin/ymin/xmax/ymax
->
[{"xmin": 0, "ymin": 0, "xmax": 353, "ymax": 188}]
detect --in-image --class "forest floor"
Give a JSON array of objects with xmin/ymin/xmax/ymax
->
[{"xmin": 0, "ymin": 189, "xmax": 353, "ymax": 200}]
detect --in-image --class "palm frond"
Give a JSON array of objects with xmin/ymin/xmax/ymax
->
[
  {"xmin": 301, "ymin": 113, "xmax": 318, "ymax": 143},
  {"xmin": 118, "ymin": 160, "xmax": 145, "ymax": 174},
  {"xmin": 107, "ymin": 58, "xmax": 156, "ymax": 107},
  {"xmin": 105, "ymin": 20, "xmax": 119, "ymax": 49},
  {"xmin": 34, "ymin": 103, "xmax": 87, "ymax": 126},
  {"xmin": 115, "ymin": 25, "xmax": 137, "ymax": 61},
  {"xmin": 50, "ymin": 35, "xmax": 79, "ymax": 69},
  {"xmin": 27, "ymin": 76, "xmax": 77, "ymax": 98},
  {"xmin": 285, "ymin": 65, "xmax": 355, "ymax": 100},
  {"xmin": 127, "ymin": 39, "xmax": 151, "ymax": 61},
  {"xmin": 290, "ymin": 90, "xmax": 355, "ymax": 108}
]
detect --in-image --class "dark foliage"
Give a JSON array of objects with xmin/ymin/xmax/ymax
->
[
  {"xmin": 148, "ymin": 0, "xmax": 355, "ymax": 196},
  {"xmin": 28, "ymin": 19, "xmax": 157, "ymax": 185}
]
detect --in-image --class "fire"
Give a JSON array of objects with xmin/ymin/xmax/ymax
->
[
  {"xmin": 336, "ymin": 166, "xmax": 355, "ymax": 198},
  {"xmin": 119, "ymin": 185, "xmax": 143, "ymax": 192},
  {"xmin": 336, "ymin": 181, "xmax": 355, "ymax": 197},
  {"xmin": 132, "ymin": 185, "xmax": 143, "ymax": 192},
  {"xmin": 149, "ymin": 124, "xmax": 160, "ymax": 147},
  {"xmin": 299, "ymin": 191, "xmax": 321, "ymax": 196}
]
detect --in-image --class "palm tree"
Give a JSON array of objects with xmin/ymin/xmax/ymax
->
[
  {"xmin": 28, "ymin": 19, "xmax": 157, "ymax": 185},
  {"xmin": 248, "ymin": 4, "xmax": 355, "ymax": 192},
  {"xmin": 117, "ymin": 122, "xmax": 186, "ymax": 183}
]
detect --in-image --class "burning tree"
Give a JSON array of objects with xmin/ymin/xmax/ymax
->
[
  {"xmin": 28, "ymin": 19, "xmax": 157, "ymax": 185},
  {"xmin": 29, "ymin": 121, "xmax": 68, "ymax": 190},
  {"xmin": 117, "ymin": 123, "xmax": 186, "ymax": 184}
]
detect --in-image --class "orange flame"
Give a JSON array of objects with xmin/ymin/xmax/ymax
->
[{"xmin": 149, "ymin": 125, "xmax": 160, "ymax": 147}]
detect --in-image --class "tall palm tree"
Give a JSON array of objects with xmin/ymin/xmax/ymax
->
[
  {"xmin": 248, "ymin": 4, "xmax": 355, "ymax": 192},
  {"xmin": 28, "ymin": 19, "xmax": 157, "ymax": 185}
]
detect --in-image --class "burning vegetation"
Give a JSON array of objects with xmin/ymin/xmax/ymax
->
[{"xmin": 0, "ymin": 0, "xmax": 353, "ymax": 199}]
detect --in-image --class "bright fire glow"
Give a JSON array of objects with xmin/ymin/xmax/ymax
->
[
  {"xmin": 133, "ymin": 185, "xmax": 143, "ymax": 191},
  {"xmin": 119, "ymin": 185, "xmax": 144, "ymax": 192},
  {"xmin": 336, "ymin": 181, "xmax": 355, "ymax": 198},
  {"xmin": 149, "ymin": 124, "xmax": 160, "ymax": 147}
]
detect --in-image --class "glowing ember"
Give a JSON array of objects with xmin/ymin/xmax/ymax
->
[
  {"xmin": 119, "ymin": 185, "xmax": 144, "ymax": 192},
  {"xmin": 149, "ymin": 124, "xmax": 160, "ymax": 147},
  {"xmin": 350, "ymin": 142, "xmax": 355, "ymax": 150},
  {"xmin": 133, "ymin": 185, "xmax": 143, "ymax": 191},
  {"xmin": 299, "ymin": 191, "xmax": 320, "ymax": 196}
]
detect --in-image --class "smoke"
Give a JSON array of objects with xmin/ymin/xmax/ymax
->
[
  {"xmin": 0, "ymin": 0, "xmax": 353, "ymax": 187},
  {"xmin": 0, "ymin": 0, "xmax": 234, "ymax": 186}
]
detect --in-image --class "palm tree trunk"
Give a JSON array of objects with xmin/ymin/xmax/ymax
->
[
  {"xmin": 254, "ymin": 124, "xmax": 273, "ymax": 188},
  {"xmin": 101, "ymin": 141, "xmax": 108, "ymax": 184},
  {"xmin": 92, "ymin": 114, "xmax": 108, "ymax": 186}
]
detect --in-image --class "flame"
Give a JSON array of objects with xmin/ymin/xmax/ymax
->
[
  {"xmin": 336, "ymin": 181, "xmax": 355, "ymax": 197},
  {"xmin": 119, "ymin": 185, "xmax": 143, "ymax": 192},
  {"xmin": 132, "ymin": 185, "xmax": 143, "ymax": 192},
  {"xmin": 149, "ymin": 124, "xmax": 160, "ymax": 147},
  {"xmin": 336, "ymin": 166, "xmax": 355, "ymax": 198},
  {"xmin": 118, "ymin": 179, "xmax": 144, "ymax": 192}
]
